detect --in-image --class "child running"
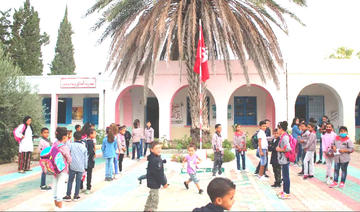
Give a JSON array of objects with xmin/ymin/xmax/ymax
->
[
  {"xmin": 276, "ymin": 121, "xmax": 292, "ymax": 199},
  {"xmin": 63, "ymin": 132, "xmax": 88, "ymax": 202},
  {"xmin": 329, "ymin": 126, "xmax": 354, "ymax": 188},
  {"xmin": 183, "ymin": 144, "xmax": 203, "ymax": 194},
  {"xmin": 321, "ymin": 123, "xmax": 337, "ymax": 185},
  {"xmin": 102, "ymin": 124, "xmax": 118, "ymax": 181},
  {"xmin": 233, "ymin": 124, "xmax": 247, "ymax": 173},
  {"xmin": 38, "ymin": 127, "xmax": 51, "ymax": 190},
  {"xmin": 144, "ymin": 141, "xmax": 169, "ymax": 212},
  {"xmin": 80, "ymin": 129, "xmax": 96, "ymax": 194},
  {"xmin": 303, "ymin": 123, "xmax": 316, "ymax": 179},
  {"xmin": 212, "ymin": 124, "xmax": 224, "ymax": 177},
  {"xmin": 52, "ymin": 127, "xmax": 72, "ymax": 210},
  {"xmin": 193, "ymin": 177, "xmax": 236, "ymax": 212}
]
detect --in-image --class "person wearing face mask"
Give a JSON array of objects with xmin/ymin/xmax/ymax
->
[
  {"xmin": 329, "ymin": 126, "xmax": 354, "ymax": 189},
  {"xmin": 321, "ymin": 123, "xmax": 337, "ymax": 185}
]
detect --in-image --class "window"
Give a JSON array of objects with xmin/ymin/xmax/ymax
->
[
  {"xmin": 295, "ymin": 95, "xmax": 324, "ymax": 123},
  {"xmin": 234, "ymin": 96, "xmax": 257, "ymax": 125},
  {"xmin": 186, "ymin": 96, "xmax": 210, "ymax": 126}
]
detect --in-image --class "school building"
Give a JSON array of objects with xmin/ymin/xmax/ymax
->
[{"xmin": 25, "ymin": 59, "xmax": 360, "ymax": 142}]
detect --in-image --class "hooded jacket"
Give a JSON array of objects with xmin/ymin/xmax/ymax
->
[
  {"xmin": 146, "ymin": 152, "xmax": 167, "ymax": 189},
  {"xmin": 193, "ymin": 203, "xmax": 225, "ymax": 212}
]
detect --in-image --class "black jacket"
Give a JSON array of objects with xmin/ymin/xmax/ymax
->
[
  {"xmin": 124, "ymin": 131, "xmax": 131, "ymax": 142},
  {"xmin": 146, "ymin": 152, "xmax": 167, "ymax": 189},
  {"xmin": 269, "ymin": 137, "xmax": 280, "ymax": 165},
  {"xmin": 193, "ymin": 203, "xmax": 225, "ymax": 212},
  {"xmin": 85, "ymin": 139, "xmax": 96, "ymax": 169}
]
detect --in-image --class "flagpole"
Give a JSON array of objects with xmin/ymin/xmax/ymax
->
[{"xmin": 199, "ymin": 19, "xmax": 203, "ymax": 150}]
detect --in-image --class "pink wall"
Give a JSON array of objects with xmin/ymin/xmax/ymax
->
[
  {"xmin": 265, "ymin": 92, "xmax": 276, "ymax": 129},
  {"xmin": 115, "ymin": 85, "xmax": 142, "ymax": 124},
  {"xmin": 122, "ymin": 92, "xmax": 133, "ymax": 126}
]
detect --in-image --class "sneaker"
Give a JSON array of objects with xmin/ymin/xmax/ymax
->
[
  {"xmin": 323, "ymin": 161, "xmax": 326, "ymax": 165},
  {"xmin": 277, "ymin": 191, "xmax": 284, "ymax": 197},
  {"xmin": 242, "ymin": 169, "xmax": 248, "ymax": 173},
  {"xmin": 199, "ymin": 189, "xmax": 204, "ymax": 194},
  {"xmin": 316, "ymin": 160, "xmax": 322, "ymax": 164},
  {"xmin": 339, "ymin": 182, "xmax": 345, "ymax": 188},
  {"xmin": 298, "ymin": 171, "xmax": 304, "ymax": 176},
  {"xmin": 259, "ymin": 175, "xmax": 268, "ymax": 181},
  {"xmin": 279, "ymin": 193, "xmax": 291, "ymax": 199},
  {"xmin": 63, "ymin": 195, "xmax": 72, "ymax": 202},
  {"xmin": 329, "ymin": 182, "xmax": 338, "ymax": 188},
  {"xmin": 80, "ymin": 188, "xmax": 86, "ymax": 193},
  {"xmin": 303, "ymin": 175, "xmax": 308, "ymax": 180},
  {"xmin": 218, "ymin": 171, "xmax": 222, "ymax": 175},
  {"xmin": 308, "ymin": 175, "xmax": 314, "ymax": 178},
  {"xmin": 271, "ymin": 183, "xmax": 281, "ymax": 188},
  {"xmin": 264, "ymin": 174, "xmax": 269, "ymax": 178},
  {"xmin": 85, "ymin": 190, "xmax": 91, "ymax": 195},
  {"xmin": 73, "ymin": 196, "xmax": 80, "ymax": 201},
  {"xmin": 253, "ymin": 172, "xmax": 259, "ymax": 176},
  {"xmin": 40, "ymin": 185, "xmax": 51, "ymax": 190},
  {"xmin": 184, "ymin": 182, "xmax": 189, "ymax": 190}
]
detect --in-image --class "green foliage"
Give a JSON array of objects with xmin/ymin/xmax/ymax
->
[
  {"xmin": 329, "ymin": 47, "xmax": 355, "ymax": 59},
  {"xmin": 246, "ymin": 138, "xmax": 255, "ymax": 150},
  {"xmin": 9, "ymin": 0, "xmax": 49, "ymax": 75},
  {"xmin": 223, "ymin": 139, "xmax": 232, "ymax": 150},
  {"xmin": 162, "ymin": 135, "xmax": 212, "ymax": 150},
  {"xmin": 0, "ymin": 9, "xmax": 11, "ymax": 53},
  {"xmin": 357, "ymin": 51, "xmax": 360, "ymax": 59},
  {"xmin": 0, "ymin": 46, "xmax": 44, "ymax": 163},
  {"xmin": 96, "ymin": 129, "xmax": 106, "ymax": 145},
  {"xmin": 208, "ymin": 149, "xmax": 235, "ymax": 163},
  {"xmin": 171, "ymin": 153, "xmax": 185, "ymax": 163},
  {"xmin": 50, "ymin": 7, "xmax": 75, "ymax": 75}
]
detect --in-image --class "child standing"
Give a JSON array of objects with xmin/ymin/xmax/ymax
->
[
  {"xmin": 329, "ymin": 126, "xmax": 354, "ymax": 188},
  {"xmin": 63, "ymin": 132, "xmax": 88, "ymax": 202},
  {"xmin": 38, "ymin": 127, "xmax": 51, "ymax": 190},
  {"xmin": 321, "ymin": 123, "xmax": 337, "ymax": 184},
  {"xmin": 102, "ymin": 124, "xmax": 118, "ymax": 181},
  {"xmin": 212, "ymin": 124, "xmax": 224, "ymax": 177},
  {"xmin": 52, "ymin": 127, "xmax": 72, "ymax": 209},
  {"xmin": 298, "ymin": 122, "xmax": 310, "ymax": 176},
  {"xmin": 132, "ymin": 119, "xmax": 144, "ymax": 160},
  {"xmin": 257, "ymin": 120, "xmax": 268, "ymax": 180},
  {"xmin": 183, "ymin": 144, "xmax": 203, "ymax": 194},
  {"xmin": 144, "ymin": 142, "xmax": 169, "ymax": 212},
  {"xmin": 117, "ymin": 125, "xmax": 127, "ymax": 173},
  {"xmin": 233, "ymin": 124, "xmax": 247, "ymax": 173},
  {"xmin": 269, "ymin": 129, "xmax": 281, "ymax": 187},
  {"xmin": 144, "ymin": 121, "xmax": 155, "ymax": 156},
  {"xmin": 80, "ymin": 129, "xmax": 96, "ymax": 194},
  {"xmin": 124, "ymin": 127, "xmax": 132, "ymax": 157},
  {"xmin": 193, "ymin": 177, "xmax": 236, "ymax": 212},
  {"xmin": 276, "ymin": 121, "xmax": 292, "ymax": 199},
  {"xmin": 303, "ymin": 124, "xmax": 317, "ymax": 179}
]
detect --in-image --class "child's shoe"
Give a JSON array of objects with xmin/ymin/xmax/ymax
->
[
  {"xmin": 199, "ymin": 189, "xmax": 203, "ymax": 194},
  {"xmin": 308, "ymin": 175, "xmax": 314, "ymax": 178},
  {"xmin": 277, "ymin": 191, "xmax": 284, "ymax": 197},
  {"xmin": 326, "ymin": 177, "xmax": 333, "ymax": 185},
  {"xmin": 85, "ymin": 189, "xmax": 91, "ymax": 195},
  {"xmin": 63, "ymin": 195, "xmax": 72, "ymax": 202},
  {"xmin": 40, "ymin": 185, "xmax": 51, "ymax": 190},
  {"xmin": 279, "ymin": 193, "xmax": 291, "ymax": 199},
  {"xmin": 73, "ymin": 195, "xmax": 80, "ymax": 201},
  {"xmin": 303, "ymin": 175, "xmax": 308, "ymax": 180},
  {"xmin": 184, "ymin": 182, "xmax": 189, "ymax": 190},
  {"xmin": 329, "ymin": 182, "xmax": 338, "ymax": 188},
  {"xmin": 339, "ymin": 182, "xmax": 345, "ymax": 188}
]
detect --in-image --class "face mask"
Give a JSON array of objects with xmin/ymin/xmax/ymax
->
[
  {"xmin": 339, "ymin": 133, "xmax": 347, "ymax": 138},
  {"xmin": 326, "ymin": 129, "xmax": 332, "ymax": 133}
]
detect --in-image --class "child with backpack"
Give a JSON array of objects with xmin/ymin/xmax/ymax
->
[
  {"xmin": 329, "ymin": 126, "xmax": 354, "ymax": 188},
  {"xmin": 303, "ymin": 123, "xmax": 317, "ymax": 179},
  {"xmin": 38, "ymin": 127, "xmax": 51, "ymax": 190},
  {"xmin": 14, "ymin": 116, "xmax": 34, "ymax": 173},
  {"xmin": 63, "ymin": 132, "xmax": 88, "ymax": 202},
  {"xmin": 52, "ymin": 127, "xmax": 72, "ymax": 209},
  {"xmin": 276, "ymin": 121, "xmax": 292, "ymax": 199},
  {"xmin": 80, "ymin": 129, "xmax": 96, "ymax": 194},
  {"xmin": 233, "ymin": 124, "xmax": 247, "ymax": 173},
  {"xmin": 212, "ymin": 124, "xmax": 224, "ymax": 177},
  {"xmin": 183, "ymin": 143, "xmax": 203, "ymax": 194}
]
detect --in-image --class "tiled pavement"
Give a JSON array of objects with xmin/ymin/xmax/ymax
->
[{"xmin": 1, "ymin": 149, "xmax": 360, "ymax": 211}]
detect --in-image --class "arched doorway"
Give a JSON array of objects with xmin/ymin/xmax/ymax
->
[
  {"xmin": 170, "ymin": 85, "xmax": 216, "ymax": 140},
  {"xmin": 227, "ymin": 84, "xmax": 276, "ymax": 139},
  {"xmin": 295, "ymin": 83, "xmax": 343, "ymax": 130},
  {"xmin": 115, "ymin": 85, "xmax": 159, "ymax": 138}
]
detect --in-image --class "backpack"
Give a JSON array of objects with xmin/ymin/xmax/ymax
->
[
  {"xmin": 251, "ymin": 130, "xmax": 259, "ymax": 149},
  {"xmin": 280, "ymin": 133, "xmax": 297, "ymax": 163},
  {"xmin": 13, "ymin": 124, "xmax": 25, "ymax": 144},
  {"xmin": 39, "ymin": 144, "xmax": 66, "ymax": 175}
]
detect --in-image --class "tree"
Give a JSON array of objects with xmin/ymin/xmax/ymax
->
[
  {"xmin": 87, "ymin": 0, "xmax": 305, "ymax": 142},
  {"xmin": 0, "ymin": 44, "xmax": 44, "ymax": 163},
  {"xmin": 9, "ymin": 0, "xmax": 49, "ymax": 76},
  {"xmin": 329, "ymin": 47, "xmax": 354, "ymax": 59},
  {"xmin": 50, "ymin": 7, "xmax": 76, "ymax": 75},
  {"xmin": 0, "ymin": 9, "xmax": 12, "ymax": 54}
]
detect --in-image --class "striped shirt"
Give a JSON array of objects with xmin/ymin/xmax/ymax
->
[{"xmin": 69, "ymin": 140, "xmax": 88, "ymax": 172}]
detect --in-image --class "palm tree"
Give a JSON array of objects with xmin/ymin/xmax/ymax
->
[{"xmin": 87, "ymin": 0, "xmax": 306, "ymax": 142}]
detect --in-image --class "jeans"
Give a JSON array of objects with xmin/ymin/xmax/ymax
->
[
  {"xmin": 114, "ymin": 153, "xmax": 119, "ymax": 174},
  {"xmin": 80, "ymin": 168, "xmax": 93, "ymax": 190},
  {"xmin": 40, "ymin": 172, "xmax": 47, "ymax": 187},
  {"xmin": 105, "ymin": 157, "xmax": 114, "ymax": 178},
  {"xmin": 304, "ymin": 151, "xmax": 314, "ymax": 175},
  {"xmin": 296, "ymin": 143, "xmax": 303, "ymax": 164},
  {"xmin": 255, "ymin": 152, "xmax": 268, "ymax": 174},
  {"xmin": 66, "ymin": 168, "xmax": 83, "ymax": 197},
  {"xmin": 213, "ymin": 152, "xmax": 223, "ymax": 175},
  {"xmin": 334, "ymin": 162, "xmax": 349, "ymax": 183},
  {"xmin": 144, "ymin": 143, "xmax": 151, "ymax": 156},
  {"xmin": 318, "ymin": 138, "xmax": 323, "ymax": 161},
  {"xmin": 260, "ymin": 149, "xmax": 267, "ymax": 166},
  {"xmin": 235, "ymin": 150, "xmax": 246, "ymax": 170},
  {"xmin": 144, "ymin": 189, "xmax": 159, "ymax": 211},
  {"xmin": 126, "ymin": 140, "xmax": 130, "ymax": 157},
  {"xmin": 301, "ymin": 149, "xmax": 306, "ymax": 173},
  {"xmin": 118, "ymin": 154, "xmax": 124, "ymax": 172},
  {"xmin": 53, "ymin": 172, "xmax": 68, "ymax": 201},
  {"xmin": 282, "ymin": 163, "xmax": 290, "ymax": 194},
  {"xmin": 132, "ymin": 142, "xmax": 141, "ymax": 159},
  {"xmin": 140, "ymin": 139, "xmax": 144, "ymax": 157}
]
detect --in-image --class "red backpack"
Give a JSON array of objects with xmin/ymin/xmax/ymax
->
[
  {"xmin": 280, "ymin": 133, "xmax": 297, "ymax": 163},
  {"xmin": 13, "ymin": 124, "xmax": 25, "ymax": 144}
]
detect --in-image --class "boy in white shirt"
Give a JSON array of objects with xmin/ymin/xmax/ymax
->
[{"xmin": 257, "ymin": 121, "xmax": 268, "ymax": 180}]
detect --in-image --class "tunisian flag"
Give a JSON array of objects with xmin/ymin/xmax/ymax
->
[{"xmin": 193, "ymin": 25, "xmax": 209, "ymax": 82}]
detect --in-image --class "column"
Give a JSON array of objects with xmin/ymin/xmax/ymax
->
[
  {"xmin": 98, "ymin": 89, "xmax": 105, "ymax": 130},
  {"xmin": 158, "ymin": 96, "xmax": 171, "ymax": 140},
  {"xmin": 216, "ymin": 101, "xmax": 228, "ymax": 139},
  {"xmin": 50, "ymin": 93, "xmax": 58, "ymax": 141},
  {"xmin": 342, "ymin": 96, "xmax": 356, "ymax": 141}
]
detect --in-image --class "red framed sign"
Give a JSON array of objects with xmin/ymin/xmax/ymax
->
[{"xmin": 60, "ymin": 77, "xmax": 96, "ymax": 88}]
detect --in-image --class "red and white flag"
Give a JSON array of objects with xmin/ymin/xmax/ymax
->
[{"xmin": 193, "ymin": 25, "xmax": 209, "ymax": 82}]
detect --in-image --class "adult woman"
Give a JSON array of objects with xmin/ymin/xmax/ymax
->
[
  {"xmin": 15, "ymin": 116, "xmax": 34, "ymax": 173},
  {"xmin": 291, "ymin": 117, "xmax": 302, "ymax": 165},
  {"xmin": 276, "ymin": 121, "xmax": 292, "ymax": 199},
  {"xmin": 131, "ymin": 119, "xmax": 144, "ymax": 160}
]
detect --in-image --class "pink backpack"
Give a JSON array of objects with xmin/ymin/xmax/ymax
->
[
  {"xmin": 280, "ymin": 133, "xmax": 298, "ymax": 163},
  {"xmin": 39, "ymin": 144, "xmax": 66, "ymax": 175},
  {"xmin": 13, "ymin": 124, "xmax": 25, "ymax": 144}
]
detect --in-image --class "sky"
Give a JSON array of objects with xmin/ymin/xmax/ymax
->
[{"xmin": 1, "ymin": 0, "xmax": 360, "ymax": 75}]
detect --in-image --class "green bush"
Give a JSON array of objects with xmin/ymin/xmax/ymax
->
[
  {"xmin": 223, "ymin": 139, "xmax": 232, "ymax": 150},
  {"xmin": 208, "ymin": 149, "xmax": 235, "ymax": 163},
  {"xmin": 246, "ymin": 138, "xmax": 255, "ymax": 150},
  {"xmin": 171, "ymin": 153, "xmax": 185, "ymax": 163},
  {"xmin": 96, "ymin": 129, "xmax": 106, "ymax": 145}
]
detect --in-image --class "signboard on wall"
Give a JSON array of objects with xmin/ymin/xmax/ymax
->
[
  {"xmin": 60, "ymin": 78, "xmax": 96, "ymax": 88},
  {"xmin": 171, "ymin": 103, "xmax": 183, "ymax": 123}
]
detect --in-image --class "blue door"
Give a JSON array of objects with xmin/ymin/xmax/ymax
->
[
  {"xmin": 295, "ymin": 95, "xmax": 324, "ymax": 123},
  {"xmin": 234, "ymin": 97, "xmax": 257, "ymax": 125},
  {"xmin": 83, "ymin": 98, "xmax": 99, "ymax": 125}
]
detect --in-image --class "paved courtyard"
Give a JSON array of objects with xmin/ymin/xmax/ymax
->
[{"xmin": 1, "ymin": 149, "xmax": 360, "ymax": 211}]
